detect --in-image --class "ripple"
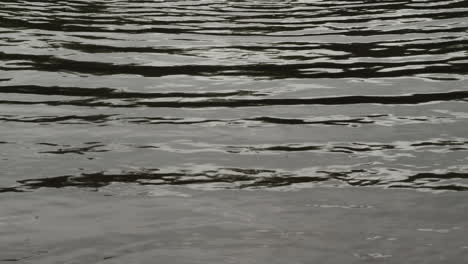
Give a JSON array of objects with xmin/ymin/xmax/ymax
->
[
  {"xmin": 2, "ymin": 166, "xmax": 468, "ymax": 193},
  {"xmin": 1, "ymin": 91, "xmax": 467, "ymax": 108}
]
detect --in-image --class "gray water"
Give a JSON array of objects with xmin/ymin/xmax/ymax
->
[
  {"xmin": 1, "ymin": 0, "xmax": 467, "ymax": 192},
  {"xmin": 1, "ymin": 0, "xmax": 468, "ymax": 262}
]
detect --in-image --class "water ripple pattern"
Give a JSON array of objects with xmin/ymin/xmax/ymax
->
[{"xmin": 1, "ymin": 0, "xmax": 468, "ymax": 193}]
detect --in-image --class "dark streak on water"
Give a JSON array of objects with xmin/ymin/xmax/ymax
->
[
  {"xmin": 1, "ymin": 0, "xmax": 468, "ymax": 193},
  {"xmin": 2, "ymin": 168, "xmax": 468, "ymax": 193}
]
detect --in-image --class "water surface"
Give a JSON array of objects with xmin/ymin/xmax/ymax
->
[
  {"xmin": 1, "ymin": 0, "xmax": 467, "ymax": 193},
  {"xmin": 1, "ymin": 0, "xmax": 468, "ymax": 263}
]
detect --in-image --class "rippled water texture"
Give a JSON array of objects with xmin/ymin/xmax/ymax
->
[{"xmin": 1, "ymin": 0, "xmax": 468, "ymax": 193}]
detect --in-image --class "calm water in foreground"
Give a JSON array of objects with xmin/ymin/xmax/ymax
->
[{"xmin": 1, "ymin": 0, "xmax": 468, "ymax": 263}]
